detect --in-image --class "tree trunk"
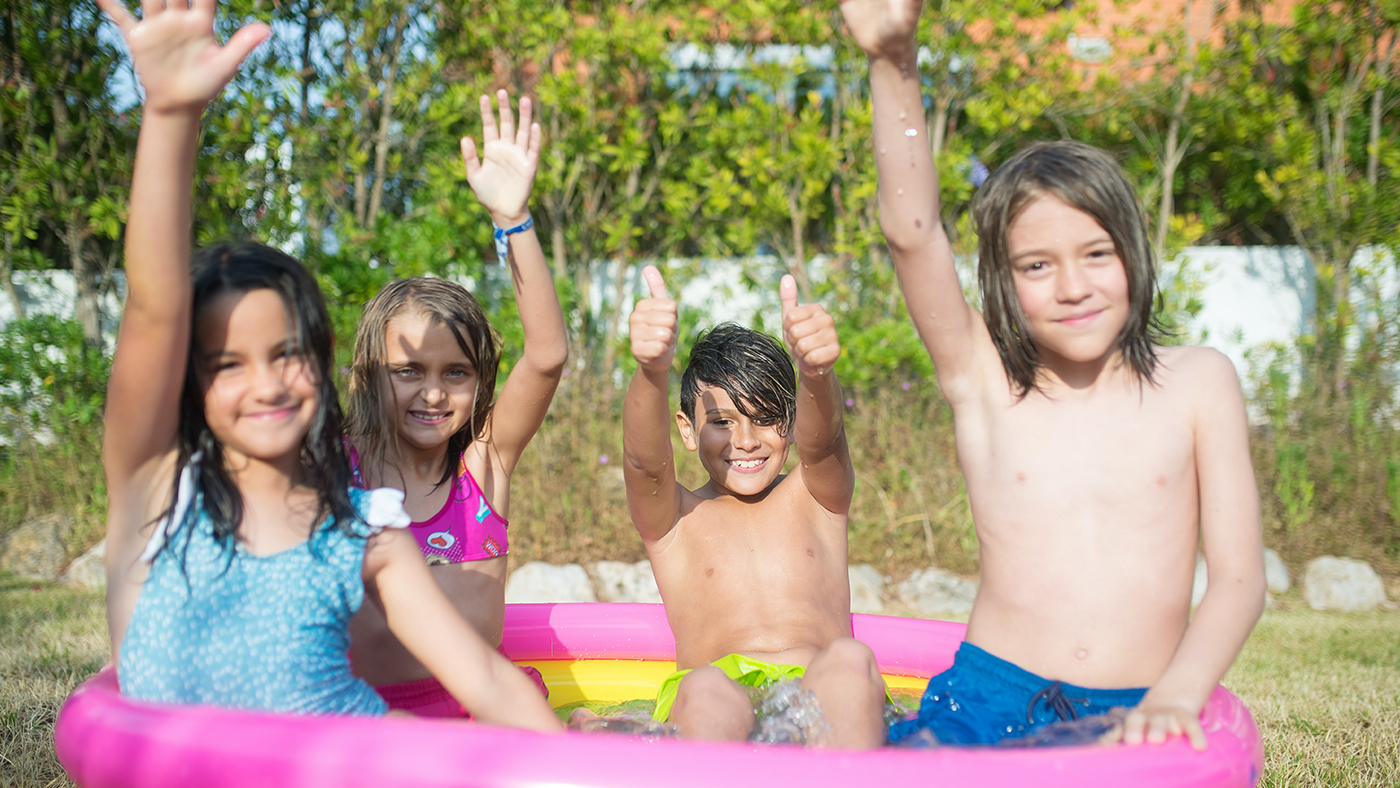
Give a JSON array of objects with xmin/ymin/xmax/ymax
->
[
  {"xmin": 367, "ymin": 14, "xmax": 408, "ymax": 227},
  {"xmin": 65, "ymin": 215, "xmax": 101, "ymax": 345},
  {"xmin": 787, "ymin": 189, "xmax": 810, "ymax": 298},
  {"xmin": 1, "ymin": 230, "xmax": 25, "ymax": 321}
]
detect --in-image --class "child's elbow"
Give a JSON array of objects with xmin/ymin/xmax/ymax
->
[{"xmin": 529, "ymin": 342, "xmax": 569, "ymax": 380}]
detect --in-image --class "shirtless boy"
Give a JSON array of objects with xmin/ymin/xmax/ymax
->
[
  {"xmin": 840, "ymin": 0, "xmax": 1267, "ymax": 750},
  {"xmin": 623, "ymin": 266, "xmax": 887, "ymax": 748}
]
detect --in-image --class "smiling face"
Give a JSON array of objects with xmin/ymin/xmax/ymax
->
[
  {"xmin": 676, "ymin": 383, "xmax": 793, "ymax": 498},
  {"xmin": 380, "ymin": 312, "xmax": 479, "ymax": 454},
  {"xmin": 1008, "ymin": 195, "xmax": 1131, "ymax": 370},
  {"xmin": 196, "ymin": 288, "xmax": 319, "ymax": 468}
]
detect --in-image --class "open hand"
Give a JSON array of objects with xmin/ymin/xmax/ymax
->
[
  {"xmin": 97, "ymin": 0, "xmax": 269, "ymax": 116},
  {"xmin": 1120, "ymin": 699, "xmax": 1208, "ymax": 751},
  {"xmin": 629, "ymin": 266, "xmax": 678, "ymax": 375},
  {"xmin": 838, "ymin": 0, "xmax": 923, "ymax": 58},
  {"xmin": 462, "ymin": 90, "xmax": 542, "ymax": 228},
  {"xmin": 780, "ymin": 275, "xmax": 840, "ymax": 377}
]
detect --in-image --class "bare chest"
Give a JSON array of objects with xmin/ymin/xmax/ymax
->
[{"xmin": 959, "ymin": 387, "xmax": 1198, "ymax": 523}]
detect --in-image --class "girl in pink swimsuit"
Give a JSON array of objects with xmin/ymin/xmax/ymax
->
[{"xmin": 342, "ymin": 91, "xmax": 567, "ymax": 717}]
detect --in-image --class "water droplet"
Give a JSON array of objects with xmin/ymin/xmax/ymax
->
[
  {"xmin": 896, "ymin": 188, "xmax": 904, "ymax": 196},
  {"xmin": 879, "ymin": 147, "xmax": 886, "ymax": 155},
  {"xmin": 905, "ymin": 128, "xmax": 919, "ymax": 137},
  {"xmin": 899, "ymin": 111, "xmax": 906, "ymax": 120}
]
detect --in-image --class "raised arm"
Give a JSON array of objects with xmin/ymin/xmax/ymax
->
[
  {"xmin": 779, "ymin": 276, "xmax": 854, "ymax": 515},
  {"xmin": 464, "ymin": 91, "xmax": 567, "ymax": 472},
  {"xmin": 622, "ymin": 266, "xmax": 683, "ymax": 543},
  {"xmin": 364, "ymin": 530, "xmax": 561, "ymax": 732},
  {"xmin": 839, "ymin": 0, "xmax": 987, "ymax": 390},
  {"xmin": 1123, "ymin": 350, "xmax": 1265, "ymax": 750},
  {"xmin": 98, "ymin": 0, "xmax": 268, "ymax": 529}
]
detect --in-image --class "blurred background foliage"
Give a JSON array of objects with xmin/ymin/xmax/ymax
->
[{"xmin": 1, "ymin": 0, "xmax": 1398, "ymax": 577}]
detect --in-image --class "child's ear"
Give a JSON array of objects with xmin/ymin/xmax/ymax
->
[{"xmin": 675, "ymin": 410, "xmax": 698, "ymax": 452}]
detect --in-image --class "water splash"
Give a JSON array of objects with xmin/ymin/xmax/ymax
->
[{"xmin": 749, "ymin": 679, "xmax": 832, "ymax": 745}]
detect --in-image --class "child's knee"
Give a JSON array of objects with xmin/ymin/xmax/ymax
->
[
  {"xmin": 674, "ymin": 667, "xmax": 749, "ymax": 713},
  {"xmin": 816, "ymin": 638, "xmax": 880, "ymax": 680},
  {"xmin": 671, "ymin": 667, "xmax": 754, "ymax": 738}
]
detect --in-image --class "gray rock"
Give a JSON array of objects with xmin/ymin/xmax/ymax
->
[
  {"xmin": 592, "ymin": 559, "xmax": 661, "ymax": 603},
  {"xmin": 504, "ymin": 561, "xmax": 598, "ymax": 603},
  {"xmin": 1304, "ymin": 556, "xmax": 1386, "ymax": 611},
  {"xmin": 61, "ymin": 538, "xmax": 106, "ymax": 591},
  {"xmin": 897, "ymin": 567, "xmax": 978, "ymax": 615},
  {"xmin": 1263, "ymin": 548, "xmax": 1291, "ymax": 593},
  {"xmin": 0, "ymin": 514, "xmax": 74, "ymax": 581},
  {"xmin": 849, "ymin": 564, "xmax": 885, "ymax": 614}
]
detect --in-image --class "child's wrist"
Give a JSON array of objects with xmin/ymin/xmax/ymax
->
[{"xmin": 489, "ymin": 210, "xmax": 532, "ymax": 229}]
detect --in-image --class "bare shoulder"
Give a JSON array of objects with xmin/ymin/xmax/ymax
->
[{"xmin": 1154, "ymin": 345, "xmax": 1242, "ymax": 392}]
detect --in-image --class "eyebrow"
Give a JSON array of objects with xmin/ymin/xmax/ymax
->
[{"xmin": 1010, "ymin": 234, "xmax": 1115, "ymax": 261}]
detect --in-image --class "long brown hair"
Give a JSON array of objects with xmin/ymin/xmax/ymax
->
[
  {"xmin": 973, "ymin": 140, "xmax": 1167, "ymax": 396},
  {"xmin": 345, "ymin": 277, "xmax": 501, "ymax": 488}
]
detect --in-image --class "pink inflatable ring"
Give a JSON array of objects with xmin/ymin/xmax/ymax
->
[{"xmin": 55, "ymin": 603, "xmax": 1262, "ymax": 787}]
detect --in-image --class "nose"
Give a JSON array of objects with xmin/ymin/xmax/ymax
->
[
  {"xmin": 250, "ymin": 359, "xmax": 292, "ymax": 402},
  {"xmin": 420, "ymin": 375, "xmax": 448, "ymax": 406},
  {"xmin": 733, "ymin": 420, "xmax": 762, "ymax": 451},
  {"xmin": 1055, "ymin": 260, "xmax": 1092, "ymax": 303}
]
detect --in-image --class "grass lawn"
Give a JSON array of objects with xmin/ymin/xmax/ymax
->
[{"xmin": 1, "ymin": 575, "xmax": 1395, "ymax": 788}]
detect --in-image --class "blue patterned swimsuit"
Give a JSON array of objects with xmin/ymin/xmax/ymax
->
[{"xmin": 119, "ymin": 460, "xmax": 410, "ymax": 715}]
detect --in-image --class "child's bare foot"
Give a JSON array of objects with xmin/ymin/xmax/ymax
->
[{"xmin": 568, "ymin": 708, "xmax": 599, "ymax": 726}]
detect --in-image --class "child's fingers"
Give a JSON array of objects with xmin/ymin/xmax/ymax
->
[
  {"xmin": 779, "ymin": 273, "xmax": 798, "ymax": 317},
  {"xmin": 515, "ymin": 95, "xmax": 533, "ymax": 148},
  {"xmin": 643, "ymin": 265, "xmax": 669, "ymax": 300},
  {"xmin": 1182, "ymin": 716, "xmax": 1208, "ymax": 751},
  {"xmin": 496, "ymin": 89, "xmax": 516, "ymax": 145},
  {"xmin": 1121, "ymin": 709, "xmax": 1146, "ymax": 745},
  {"xmin": 460, "ymin": 136, "xmax": 480, "ymax": 178},
  {"xmin": 140, "ymin": 0, "xmax": 163, "ymax": 22},
  {"xmin": 1145, "ymin": 714, "xmax": 1169, "ymax": 744},
  {"xmin": 526, "ymin": 122, "xmax": 542, "ymax": 162},
  {"xmin": 97, "ymin": 0, "xmax": 140, "ymax": 34},
  {"xmin": 479, "ymin": 94, "xmax": 498, "ymax": 143},
  {"xmin": 212, "ymin": 23, "xmax": 272, "ymax": 76}
]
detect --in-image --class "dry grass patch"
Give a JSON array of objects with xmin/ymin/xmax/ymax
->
[
  {"xmin": 0, "ymin": 577, "xmax": 106, "ymax": 788},
  {"xmin": 1226, "ymin": 601, "xmax": 1400, "ymax": 788}
]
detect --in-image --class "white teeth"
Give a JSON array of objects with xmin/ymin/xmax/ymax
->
[{"xmin": 731, "ymin": 458, "xmax": 764, "ymax": 469}]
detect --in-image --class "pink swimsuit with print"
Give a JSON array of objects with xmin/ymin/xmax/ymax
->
[
  {"xmin": 346, "ymin": 444, "xmax": 509, "ymax": 564},
  {"xmin": 345, "ymin": 441, "xmax": 545, "ymax": 715}
]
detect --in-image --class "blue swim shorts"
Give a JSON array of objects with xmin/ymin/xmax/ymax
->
[{"xmin": 887, "ymin": 642, "xmax": 1147, "ymax": 746}]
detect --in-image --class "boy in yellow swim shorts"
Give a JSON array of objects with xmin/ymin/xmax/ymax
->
[{"xmin": 622, "ymin": 267, "xmax": 887, "ymax": 748}]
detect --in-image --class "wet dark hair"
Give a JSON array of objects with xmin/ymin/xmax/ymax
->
[
  {"xmin": 679, "ymin": 323, "xmax": 796, "ymax": 437},
  {"xmin": 973, "ymin": 140, "xmax": 1167, "ymax": 396},
  {"xmin": 157, "ymin": 242, "xmax": 358, "ymax": 566},
  {"xmin": 345, "ymin": 277, "xmax": 501, "ymax": 489}
]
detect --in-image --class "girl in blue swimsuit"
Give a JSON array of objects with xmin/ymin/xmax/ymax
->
[{"xmin": 97, "ymin": 0, "xmax": 560, "ymax": 731}]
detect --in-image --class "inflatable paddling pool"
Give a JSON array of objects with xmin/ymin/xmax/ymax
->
[{"xmin": 55, "ymin": 603, "xmax": 1262, "ymax": 788}]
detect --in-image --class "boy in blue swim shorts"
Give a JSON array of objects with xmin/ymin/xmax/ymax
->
[
  {"xmin": 841, "ymin": 0, "xmax": 1267, "ymax": 750},
  {"xmin": 621, "ymin": 268, "xmax": 887, "ymax": 748}
]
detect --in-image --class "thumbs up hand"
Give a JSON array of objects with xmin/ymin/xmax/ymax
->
[
  {"xmin": 630, "ymin": 265, "xmax": 679, "ymax": 374},
  {"xmin": 780, "ymin": 275, "xmax": 840, "ymax": 377}
]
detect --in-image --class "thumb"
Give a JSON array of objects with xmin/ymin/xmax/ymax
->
[
  {"xmin": 214, "ymin": 23, "xmax": 272, "ymax": 76},
  {"xmin": 780, "ymin": 274, "xmax": 798, "ymax": 316},
  {"xmin": 643, "ymin": 265, "xmax": 669, "ymax": 300}
]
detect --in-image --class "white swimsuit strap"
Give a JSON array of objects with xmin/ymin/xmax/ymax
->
[{"xmin": 139, "ymin": 451, "xmax": 203, "ymax": 564}]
